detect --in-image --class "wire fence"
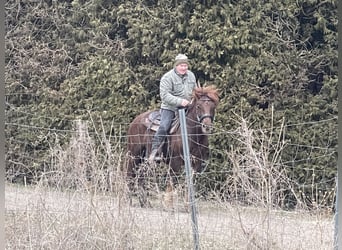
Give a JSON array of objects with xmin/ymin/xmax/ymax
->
[
  {"xmin": 5, "ymin": 109, "xmax": 337, "ymax": 249},
  {"xmin": 5, "ymin": 111, "xmax": 337, "ymax": 182}
]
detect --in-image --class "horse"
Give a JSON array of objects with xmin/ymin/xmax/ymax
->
[{"xmin": 125, "ymin": 85, "xmax": 219, "ymax": 208}]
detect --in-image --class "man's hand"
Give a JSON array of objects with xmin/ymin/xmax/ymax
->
[{"xmin": 181, "ymin": 99, "xmax": 190, "ymax": 107}]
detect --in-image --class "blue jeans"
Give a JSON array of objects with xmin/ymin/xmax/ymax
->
[{"xmin": 151, "ymin": 109, "xmax": 175, "ymax": 151}]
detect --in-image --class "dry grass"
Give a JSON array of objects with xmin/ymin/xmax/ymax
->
[
  {"xmin": 5, "ymin": 118, "xmax": 335, "ymax": 249},
  {"xmin": 5, "ymin": 182, "xmax": 334, "ymax": 250}
]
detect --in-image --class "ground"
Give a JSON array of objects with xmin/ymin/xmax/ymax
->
[{"xmin": 5, "ymin": 183, "xmax": 334, "ymax": 249}]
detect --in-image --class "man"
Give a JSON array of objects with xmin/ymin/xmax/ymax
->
[{"xmin": 148, "ymin": 53, "xmax": 197, "ymax": 163}]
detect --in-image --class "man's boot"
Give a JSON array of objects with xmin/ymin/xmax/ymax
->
[
  {"xmin": 148, "ymin": 149, "xmax": 158, "ymax": 164},
  {"xmin": 148, "ymin": 148, "xmax": 162, "ymax": 164}
]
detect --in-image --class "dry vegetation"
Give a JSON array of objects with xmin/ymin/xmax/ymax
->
[
  {"xmin": 5, "ymin": 183, "xmax": 334, "ymax": 249},
  {"xmin": 5, "ymin": 119, "xmax": 335, "ymax": 249}
]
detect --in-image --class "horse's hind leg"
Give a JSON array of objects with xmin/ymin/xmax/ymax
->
[
  {"xmin": 125, "ymin": 150, "xmax": 144, "ymax": 205},
  {"xmin": 126, "ymin": 155, "xmax": 153, "ymax": 208},
  {"xmin": 135, "ymin": 162, "xmax": 152, "ymax": 208}
]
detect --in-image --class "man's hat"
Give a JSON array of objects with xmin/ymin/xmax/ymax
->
[{"xmin": 174, "ymin": 54, "xmax": 189, "ymax": 67}]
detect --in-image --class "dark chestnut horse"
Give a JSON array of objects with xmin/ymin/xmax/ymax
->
[{"xmin": 125, "ymin": 85, "xmax": 219, "ymax": 207}]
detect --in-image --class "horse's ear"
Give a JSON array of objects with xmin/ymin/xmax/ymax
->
[{"xmin": 196, "ymin": 80, "xmax": 201, "ymax": 88}]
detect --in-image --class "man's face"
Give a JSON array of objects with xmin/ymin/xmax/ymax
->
[{"xmin": 175, "ymin": 63, "xmax": 188, "ymax": 75}]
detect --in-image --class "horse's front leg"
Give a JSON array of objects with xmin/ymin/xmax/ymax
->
[{"xmin": 163, "ymin": 172, "xmax": 176, "ymax": 212}]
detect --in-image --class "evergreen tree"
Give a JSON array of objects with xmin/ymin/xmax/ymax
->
[{"xmin": 5, "ymin": 0, "xmax": 337, "ymax": 208}]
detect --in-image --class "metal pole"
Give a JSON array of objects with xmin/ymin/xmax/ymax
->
[
  {"xmin": 179, "ymin": 108, "xmax": 200, "ymax": 250},
  {"xmin": 334, "ymin": 176, "xmax": 338, "ymax": 250}
]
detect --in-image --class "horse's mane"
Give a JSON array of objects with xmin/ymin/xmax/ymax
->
[{"xmin": 192, "ymin": 85, "xmax": 220, "ymax": 106}]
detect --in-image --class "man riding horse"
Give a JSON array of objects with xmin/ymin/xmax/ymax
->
[{"xmin": 149, "ymin": 53, "xmax": 197, "ymax": 164}]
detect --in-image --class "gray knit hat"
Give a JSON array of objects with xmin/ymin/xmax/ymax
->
[{"xmin": 174, "ymin": 54, "xmax": 189, "ymax": 67}]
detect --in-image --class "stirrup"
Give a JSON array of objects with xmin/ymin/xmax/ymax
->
[{"xmin": 148, "ymin": 149, "xmax": 161, "ymax": 164}]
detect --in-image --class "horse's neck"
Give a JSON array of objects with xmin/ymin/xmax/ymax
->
[
  {"xmin": 185, "ymin": 108, "xmax": 205, "ymax": 138},
  {"xmin": 185, "ymin": 107, "xmax": 197, "ymax": 127}
]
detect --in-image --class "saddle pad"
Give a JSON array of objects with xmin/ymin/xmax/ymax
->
[{"xmin": 145, "ymin": 110, "xmax": 179, "ymax": 134}]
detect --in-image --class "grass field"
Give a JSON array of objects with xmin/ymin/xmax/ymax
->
[{"xmin": 5, "ymin": 182, "xmax": 334, "ymax": 250}]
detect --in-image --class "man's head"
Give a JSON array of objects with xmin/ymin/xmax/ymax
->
[{"xmin": 174, "ymin": 54, "xmax": 189, "ymax": 75}]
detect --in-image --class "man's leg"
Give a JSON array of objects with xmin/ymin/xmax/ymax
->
[{"xmin": 149, "ymin": 109, "xmax": 175, "ymax": 162}]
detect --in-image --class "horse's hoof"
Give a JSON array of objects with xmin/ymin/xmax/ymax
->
[{"xmin": 162, "ymin": 207, "xmax": 175, "ymax": 214}]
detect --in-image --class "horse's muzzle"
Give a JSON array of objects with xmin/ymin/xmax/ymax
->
[{"xmin": 201, "ymin": 119, "xmax": 214, "ymax": 134}]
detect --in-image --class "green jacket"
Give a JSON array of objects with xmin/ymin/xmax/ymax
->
[{"xmin": 160, "ymin": 68, "xmax": 197, "ymax": 111}]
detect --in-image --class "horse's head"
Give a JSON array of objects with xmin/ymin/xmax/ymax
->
[{"xmin": 191, "ymin": 85, "xmax": 219, "ymax": 134}]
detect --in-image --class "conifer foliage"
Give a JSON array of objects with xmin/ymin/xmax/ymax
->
[{"xmin": 5, "ymin": 0, "xmax": 337, "ymax": 207}]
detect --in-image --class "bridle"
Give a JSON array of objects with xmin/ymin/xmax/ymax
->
[{"xmin": 195, "ymin": 96, "xmax": 215, "ymax": 124}]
